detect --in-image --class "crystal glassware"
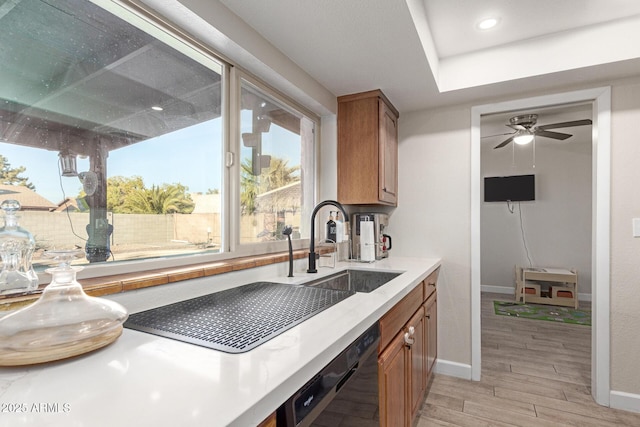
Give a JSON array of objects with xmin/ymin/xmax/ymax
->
[
  {"xmin": 0, "ymin": 249, "xmax": 128, "ymax": 366},
  {"xmin": 0, "ymin": 200, "xmax": 39, "ymax": 295}
]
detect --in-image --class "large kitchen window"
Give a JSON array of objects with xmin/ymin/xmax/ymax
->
[{"xmin": 0, "ymin": 0, "xmax": 316, "ymax": 276}]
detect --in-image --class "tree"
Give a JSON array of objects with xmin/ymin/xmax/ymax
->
[
  {"xmin": 240, "ymin": 159, "xmax": 259, "ymax": 215},
  {"xmin": 259, "ymin": 158, "xmax": 299, "ymax": 193},
  {"xmin": 122, "ymin": 183, "xmax": 194, "ymax": 214},
  {"xmin": 106, "ymin": 176, "xmax": 145, "ymax": 213},
  {"xmin": 105, "ymin": 176, "xmax": 194, "ymax": 214},
  {"xmin": 0, "ymin": 155, "xmax": 35, "ymax": 190},
  {"xmin": 240, "ymin": 156, "xmax": 299, "ymax": 215}
]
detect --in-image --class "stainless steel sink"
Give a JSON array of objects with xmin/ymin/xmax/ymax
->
[{"xmin": 303, "ymin": 269, "xmax": 402, "ymax": 293}]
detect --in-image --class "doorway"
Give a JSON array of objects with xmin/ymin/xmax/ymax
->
[{"xmin": 470, "ymin": 87, "xmax": 611, "ymax": 406}]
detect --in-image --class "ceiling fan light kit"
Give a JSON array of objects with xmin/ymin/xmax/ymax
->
[{"xmin": 513, "ymin": 131, "xmax": 534, "ymax": 145}]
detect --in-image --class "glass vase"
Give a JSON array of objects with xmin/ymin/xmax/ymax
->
[
  {"xmin": 0, "ymin": 200, "xmax": 38, "ymax": 295},
  {"xmin": 0, "ymin": 250, "xmax": 128, "ymax": 366}
]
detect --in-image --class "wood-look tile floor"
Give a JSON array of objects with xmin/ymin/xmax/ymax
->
[
  {"xmin": 417, "ymin": 292, "xmax": 640, "ymax": 426},
  {"xmin": 313, "ymin": 292, "xmax": 640, "ymax": 426}
]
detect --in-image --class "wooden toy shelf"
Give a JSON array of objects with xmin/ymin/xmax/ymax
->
[{"xmin": 516, "ymin": 266, "xmax": 578, "ymax": 309}]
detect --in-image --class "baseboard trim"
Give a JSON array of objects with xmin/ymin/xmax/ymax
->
[
  {"xmin": 481, "ymin": 285, "xmax": 593, "ymax": 302},
  {"xmin": 579, "ymin": 292, "xmax": 592, "ymax": 302},
  {"xmin": 481, "ymin": 285, "xmax": 512, "ymax": 295},
  {"xmin": 433, "ymin": 359, "xmax": 472, "ymax": 380},
  {"xmin": 610, "ymin": 390, "xmax": 640, "ymax": 414}
]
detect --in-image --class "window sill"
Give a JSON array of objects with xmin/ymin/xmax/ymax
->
[{"xmin": 0, "ymin": 247, "xmax": 333, "ymax": 312}]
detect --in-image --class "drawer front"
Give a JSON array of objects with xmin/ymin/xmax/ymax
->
[
  {"xmin": 379, "ymin": 283, "xmax": 423, "ymax": 351},
  {"xmin": 423, "ymin": 267, "xmax": 439, "ymax": 301}
]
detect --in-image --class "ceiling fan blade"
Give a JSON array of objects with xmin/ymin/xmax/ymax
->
[
  {"xmin": 494, "ymin": 136, "xmax": 514, "ymax": 149},
  {"xmin": 481, "ymin": 131, "xmax": 515, "ymax": 139},
  {"xmin": 537, "ymin": 119, "xmax": 592, "ymax": 130},
  {"xmin": 534, "ymin": 130, "xmax": 573, "ymax": 140}
]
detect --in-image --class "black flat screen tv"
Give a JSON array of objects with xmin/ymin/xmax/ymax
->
[{"xmin": 484, "ymin": 174, "xmax": 535, "ymax": 202}]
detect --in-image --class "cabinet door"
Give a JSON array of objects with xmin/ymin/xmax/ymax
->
[
  {"xmin": 257, "ymin": 412, "xmax": 276, "ymax": 427},
  {"xmin": 425, "ymin": 293, "xmax": 437, "ymax": 380},
  {"xmin": 408, "ymin": 307, "xmax": 426, "ymax": 420},
  {"xmin": 378, "ymin": 331, "xmax": 408, "ymax": 427},
  {"xmin": 378, "ymin": 99, "xmax": 398, "ymax": 204}
]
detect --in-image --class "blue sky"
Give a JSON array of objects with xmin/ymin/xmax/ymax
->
[{"xmin": 1, "ymin": 113, "xmax": 301, "ymax": 204}]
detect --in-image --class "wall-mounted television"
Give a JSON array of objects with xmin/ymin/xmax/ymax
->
[{"xmin": 484, "ymin": 174, "xmax": 535, "ymax": 202}]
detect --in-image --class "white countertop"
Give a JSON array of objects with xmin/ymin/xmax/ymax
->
[{"xmin": 0, "ymin": 256, "xmax": 440, "ymax": 427}]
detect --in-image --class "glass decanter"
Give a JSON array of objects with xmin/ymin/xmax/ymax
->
[
  {"xmin": 0, "ymin": 249, "xmax": 128, "ymax": 366},
  {"xmin": 0, "ymin": 200, "xmax": 39, "ymax": 295}
]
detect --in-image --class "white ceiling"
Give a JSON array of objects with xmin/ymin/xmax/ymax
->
[{"xmin": 217, "ymin": 0, "xmax": 640, "ymax": 113}]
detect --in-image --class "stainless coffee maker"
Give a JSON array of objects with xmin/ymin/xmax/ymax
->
[{"xmin": 351, "ymin": 213, "xmax": 392, "ymax": 260}]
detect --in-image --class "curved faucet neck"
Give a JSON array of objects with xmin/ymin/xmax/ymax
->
[{"xmin": 308, "ymin": 200, "xmax": 348, "ymax": 273}]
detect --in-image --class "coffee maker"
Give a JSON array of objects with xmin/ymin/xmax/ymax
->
[{"xmin": 351, "ymin": 213, "xmax": 392, "ymax": 260}]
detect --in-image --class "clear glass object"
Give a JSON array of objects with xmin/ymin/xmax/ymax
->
[
  {"xmin": 0, "ymin": 200, "xmax": 39, "ymax": 295},
  {"xmin": 0, "ymin": 249, "xmax": 128, "ymax": 366}
]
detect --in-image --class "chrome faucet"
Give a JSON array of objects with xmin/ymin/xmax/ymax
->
[{"xmin": 307, "ymin": 200, "xmax": 349, "ymax": 273}]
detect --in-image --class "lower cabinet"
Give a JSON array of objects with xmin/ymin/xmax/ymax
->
[
  {"xmin": 378, "ymin": 331, "xmax": 408, "ymax": 427},
  {"xmin": 258, "ymin": 411, "xmax": 276, "ymax": 427},
  {"xmin": 378, "ymin": 307, "xmax": 425, "ymax": 427},
  {"xmin": 378, "ymin": 267, "xmax": 439, "ymax": 427},
  {"xmin": 425, "ymin": 293, "xmax": 437, "ymax": 379},
  {"xmin": 408, "ymin": 307, "xmax": 426, "ymax": 420}
]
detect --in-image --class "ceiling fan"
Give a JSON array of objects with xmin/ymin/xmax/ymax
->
[{"xmin": 486, "ymin": 114, "xmax": 592, "ymax": 149}]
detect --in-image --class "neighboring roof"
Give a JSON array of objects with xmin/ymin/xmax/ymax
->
[
  {"xmin": 53, "ymin": 197, "xmax": 89, "ymax": 213},
  {"xmin": 0, "ymin": 184, "xmax": 56, "ymax": 211},
  {"xmin": 255, "ymin": 181, "xmax": 301, "ymax": 212}
]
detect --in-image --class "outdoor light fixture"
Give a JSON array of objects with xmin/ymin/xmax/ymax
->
[{"xmin": 59, "ymin": 152, "xmax": 78, "ymax": 177}]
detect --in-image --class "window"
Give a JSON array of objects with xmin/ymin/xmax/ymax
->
[
  {"xmin": 0, "ymin": 0, "xmax": 316, "ymax": 277},
  {"xmin": 237, "ymin": 79, "xmax": 315, "ymax": 246}
]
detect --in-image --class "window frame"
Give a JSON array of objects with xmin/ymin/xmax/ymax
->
[
  {"xmin": 228, "ymin": 69, "xmax": 319, "ymax": 257},
  {"xmin": 19, "ymin": 0, "xmax": 321, "ymax": 281}
]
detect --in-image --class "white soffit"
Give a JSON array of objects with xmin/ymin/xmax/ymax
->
[{"xmin": 413, "ymin": 0, "xmax": 640, "ymax": 92}]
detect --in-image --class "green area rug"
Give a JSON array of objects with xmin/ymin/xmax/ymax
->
[{"xmin": 493, "ymin": 301, "xmax": 591, "ymax": 326}]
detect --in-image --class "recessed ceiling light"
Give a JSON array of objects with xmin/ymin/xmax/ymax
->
[
  {"xmin": 151, "ymin": 105, "xmax": 163, "ymax": 111},
  {"xmin": 477, "ymin": 17, "xmax": 500, "ymax": 30}
]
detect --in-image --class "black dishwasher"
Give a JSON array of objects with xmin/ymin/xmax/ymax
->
[{"xmin": 278, "ymin": 322, "xmax": 379, "ymax": 427}]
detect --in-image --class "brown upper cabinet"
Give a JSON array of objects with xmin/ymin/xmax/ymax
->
[{"xmin": 337, "ymin": 90, "xmax": 399, "ymax": 206}]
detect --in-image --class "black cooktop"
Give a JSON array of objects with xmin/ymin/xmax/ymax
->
[{"xmin": 124, "ymin": 282, "xmax": 354, "ymax": 353}]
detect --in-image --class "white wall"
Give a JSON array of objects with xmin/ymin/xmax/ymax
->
[
  {"xmin": 388, "ymin": 104, "xmax": 472, "ymax": 366},
  {"xmin": 391, "ymin": 79, "xmax": 640, "ymax": 401},
  {"xmin": 610, "ymin": 80, "xmax": 640, "ymax": 400},
  {"xmin": 480, "ymin": 111, "xmax": 592, "ymax": 295}
]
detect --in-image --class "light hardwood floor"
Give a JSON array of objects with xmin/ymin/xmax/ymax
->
[
  {"xmin": 312, "ymin": 292, "xmax": 640, "ymax": 426},
  {"xmin": 417, "ymin": 292, "xmax": 640, "ymax": 426}
]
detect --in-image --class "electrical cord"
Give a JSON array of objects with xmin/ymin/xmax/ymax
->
[
  {"xmin": 506, "ymin": 200, "xmax": 533, "ymax": 267},
  {"xmin": 57, "ymin": 162, "xmax": 88, "ymax": 243},
  {"xmin": 517, "ymin": 202, "xmax": 533, "ymax": 267}
]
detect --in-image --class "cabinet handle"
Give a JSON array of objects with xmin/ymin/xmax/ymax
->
[
  {"xmin": 426, "ymin": 314, "xmax": 431, "ymax": 319},
  {"xmin": 403, "ymin": 332, "xmax": 415, "ymax": 346},
  {"xmin": 404, "ymin": 326, "xmax": 415, "ymax": 346}
]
